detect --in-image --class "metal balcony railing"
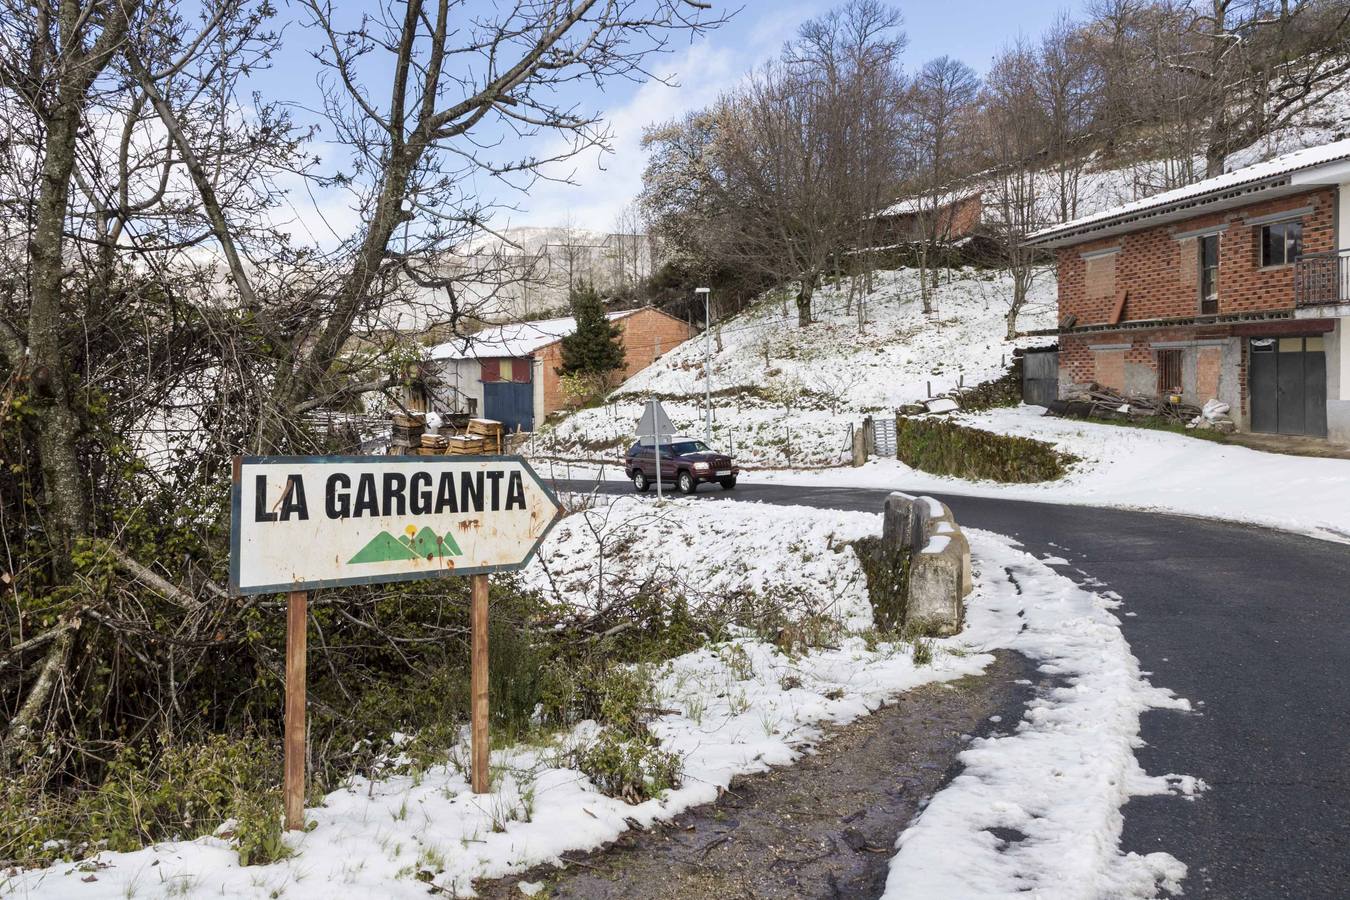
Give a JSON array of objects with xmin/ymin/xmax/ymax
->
[{"xmin": 1294, "ymin": 250, "xmax": 1350, "ymax": 307}]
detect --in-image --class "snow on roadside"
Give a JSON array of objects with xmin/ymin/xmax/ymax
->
[
  {"xmin": 5, "ymin": 501, "xmax": 1191, "ymax": 899},
  {"xmin": 516, "ymin": 494, "xmax": 880, "ymax": 630},
  {"xmin": 883, "ymin": 530, "xmax": 1195, "ymax": 899},
  {"xmin": 750, "ymin": 405, "xmax": 1350, "ymax": 543}
]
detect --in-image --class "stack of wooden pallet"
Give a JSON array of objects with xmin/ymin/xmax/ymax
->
[
  {"xmin": 420, "ymin": 433, "xmax": 449, "ymax": 452},
  {"xmin": 390, "ymin": 414, "xmax": 425, "ymax": 455},
  {"xmin": 467, "ymin": 418, "xmax": 504, "ymax": 454},
  {"xmin": 446, "ymin": 434, "xmax": 486, "ymax": 455}
]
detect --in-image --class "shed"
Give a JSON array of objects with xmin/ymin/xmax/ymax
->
[{"xmin": 423, "ymin": 306, "xmax": 693, "ymax": 432}]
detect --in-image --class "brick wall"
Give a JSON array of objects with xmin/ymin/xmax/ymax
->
[
  {"xmin": 878, "ymin": 192, "xmax": 984, "ymax": 242},
  {"xmin": 1056, "ymin": 188, "xmax": 1335, "ymax": 326},
  {"xmin": 534, "ymin": 307, "xmax": 694, "ymax": 417}
]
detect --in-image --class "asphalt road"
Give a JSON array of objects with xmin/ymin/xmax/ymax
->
[{"xmin": 558, "ymin": 477, "xmax": 1350, "ymax": 899}]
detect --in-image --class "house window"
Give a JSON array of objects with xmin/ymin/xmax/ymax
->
[
  {"xmin": 499, "ymin": 358, "xmax": 514, "ymax": 381},
  {"xmin": 1156, "ymin": 348, "xmax": 1182, "ymax": 395},
  {"xmin": 1199, "ymin": 234, "xmax": 1219, "ymax": 315},
  {"xmin": 1260, "ymin": 221, "xmax": 1302, "ymax": 267}
]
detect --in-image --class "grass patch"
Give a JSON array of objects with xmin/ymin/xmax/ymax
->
[
  {"xmin": 1080, "ymin": 415, "xmax": 1229, "ymax": 443},
  {"xmin": 896, "ymin": 416, "xmax": 1076, "ymax": 483}
]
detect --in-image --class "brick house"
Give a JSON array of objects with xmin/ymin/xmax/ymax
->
[
  {"xmin": 875, "ymin": 191, "xmax": 984, "ymax": 244},
  {"xmin": 1027, "ymin": 139, "xmax": 1350, "ymax": 444},
  {"xmin": 423, "ymin": 307, "xmax": 693, "ymax": 432}
]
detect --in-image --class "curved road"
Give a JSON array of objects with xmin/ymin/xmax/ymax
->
[{"xmin": 559, "ymin": 478, "xmax": 1350, "ymax": 899}]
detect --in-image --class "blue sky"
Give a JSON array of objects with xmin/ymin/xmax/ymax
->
[{"xmin": 259, "ymin": 0, "xmax": 1092, "ymax": 239}]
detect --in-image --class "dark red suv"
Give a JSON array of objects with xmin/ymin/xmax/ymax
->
[{"xmin": 625, "ymin": 437, "xmax": 738, "ymax": 493}]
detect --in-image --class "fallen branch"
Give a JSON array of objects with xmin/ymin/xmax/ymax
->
[
  {"xmin": 0, "ymin": 621, "xmax": 78, "ymax": 676},
  {"xmin": 107, "ymin": 543, "xmax": 204, "ymax": 611},
  {"xmin": 2, "ymin": 629, "xmax": 73, "ymax": 765}
]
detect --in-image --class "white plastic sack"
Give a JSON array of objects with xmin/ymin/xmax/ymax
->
[{"xmin": 1201, "ymin": 399, "xmax": 1229, "ymax": 421}]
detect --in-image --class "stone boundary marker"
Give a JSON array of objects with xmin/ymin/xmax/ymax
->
[{"xmin": 882, "ymin": 491, "xmax": 973, "ymax": 635}]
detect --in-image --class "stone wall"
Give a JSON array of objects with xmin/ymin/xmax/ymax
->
[{"xmin": 881, "ymin": 492, "xmax": 972, "ymax": 636}]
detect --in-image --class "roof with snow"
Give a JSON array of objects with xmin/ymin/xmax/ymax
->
[
  {"xmin": 428, "ymin": 309, "xmax": 639, "ymax": 361},
  {"xmin": 1027, "ymin": 138, "xmax": 1350, "ymax": 248},
  {"xmin": 877, "ymin": 189, "xmax": 981, "ymax": 218}
]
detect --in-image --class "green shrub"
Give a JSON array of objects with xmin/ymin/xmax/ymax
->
[
  {"xmin": 911, "ymin": 638, "xmax": 934, "ymax": 666},
  {"xmin": 0, "ymin": 734, "xmax": 289, "ymax": 868},
  {"xmin": 538, "ymin": 661, "xmax": 655, "ymax": 733},
  {"xmin": 895, "ymin": 416, "xmax": 1076, "ymax": 483},
  {"xmin": 86, "ymin": 734, "xmax": 288, "ymax": 866},
  {"xmin": 852, "ymin": 536, "xmax": 910, "ymax": 632},
  {"xmin": 573, "ymin": 727, "xmax": 681, "ymax": 804}
]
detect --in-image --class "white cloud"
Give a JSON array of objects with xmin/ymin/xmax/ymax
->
[{"xmin": 514, "ymin": 6, "xmax": 816, "ymax": 231}]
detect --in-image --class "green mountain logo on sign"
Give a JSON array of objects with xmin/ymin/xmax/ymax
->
[{"xmin": 348, "ymin": 526, "xmax": 464, "ymax": 565}]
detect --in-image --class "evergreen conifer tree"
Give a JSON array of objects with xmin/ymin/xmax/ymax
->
[{"xmin": 558, "ymin": 282, "xmax": 626, "ymax": 376}]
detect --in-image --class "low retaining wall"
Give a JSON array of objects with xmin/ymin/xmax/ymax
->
[{"xmin": 881, "ymin": 492, "xmax": 973, "ymax": 635}]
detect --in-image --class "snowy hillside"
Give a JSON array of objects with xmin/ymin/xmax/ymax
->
[{"xmin": 533, "ymin": 267, "xmax": 1057, "ymax": 467}]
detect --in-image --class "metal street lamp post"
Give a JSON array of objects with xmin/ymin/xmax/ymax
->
[{"xmin": 696, "ymin": 287, "xmax": 712, "ymax": 442}]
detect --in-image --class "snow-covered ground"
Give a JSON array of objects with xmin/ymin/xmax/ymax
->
[
  {"xmin": 733, "ymin": 405, "xmax": 1350, "ymax": 543},
  {"xmin": 532, "ymin": 267, "xmax": 1057, "ymax": 467},
  {"xmin": 7, "ymin": 498, "xmax": 1192, "ymax": 899}
]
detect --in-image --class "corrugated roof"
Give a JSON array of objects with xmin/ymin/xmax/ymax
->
[
  {"xmin": 428, "ymin": 309, "xmax": 639, "ymax": 361},
  {"xmin": 1027, "ymin": 138, "xmax": 1350, "ymax": 246}
]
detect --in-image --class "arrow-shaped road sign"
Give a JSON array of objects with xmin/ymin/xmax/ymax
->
[{"xmin": 230, "ymin": 455, "xmax": 562, "ymax": 595}]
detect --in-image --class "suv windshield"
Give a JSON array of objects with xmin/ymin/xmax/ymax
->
[{"xmin": 669, "ymin": 440, "xmax": 710, "ymax": 455}]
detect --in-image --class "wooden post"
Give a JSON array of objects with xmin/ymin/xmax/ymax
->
[
  {"xmin": 471, "ymin": 574, "xmax": 490, "ymax": 794},
  {"xmin": 284, "ymin": 590, "xmax": 307, "ymax": 831}
]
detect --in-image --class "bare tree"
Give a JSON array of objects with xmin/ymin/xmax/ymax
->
[
  {"xmin": 903, "ymin": 55, "xmax": 980, "ymax": 313},
  {"xmin": 1182, "ymin": 0, "xmax": 1350, "ymax": 176},
  {"xmin": 0, "ymin": 0, "xmax": 725, "ymax": 796},
  {"xmin": 645, "ymin": 1, "xmax": 907, "ymax": 327},
  {"xmin": 610, "ymin": 202, "xmax": 647, "ymax": 293},
  {"xmin": 982, "ymin": 41, "xmax": 1050, "ymax": 339},
  {"xmin": 1037, "ymin": 13, "xmax": 1101, "ymax": 221}
]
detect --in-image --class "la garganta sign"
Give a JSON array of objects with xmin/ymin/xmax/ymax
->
[{"xmin": 229, "ymin": 455, "xmax": 562, "ymax": 595}]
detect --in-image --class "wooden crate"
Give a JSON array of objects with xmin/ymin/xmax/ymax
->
[
  {"xmin": 446, "ymin": 435, "xmax": 486, "ymax": 456},
  {"xmin": 467, "ymin": 418, "xmax": 504, "ymax": 453}
]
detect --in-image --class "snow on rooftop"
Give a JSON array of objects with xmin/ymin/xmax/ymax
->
[
  {"xmin": 1029, "ymin": 137, "xmax": 1350, "ymax": 243},
  {"xmin": 877, "ymin": 189, "xmax": 980, "ymax": 218},
  {"xmin": 428, "ymin": 309, "xmax": 636, "ymax": 360}
]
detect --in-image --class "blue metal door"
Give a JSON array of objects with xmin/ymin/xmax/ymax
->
[{"xmin": 483, "ymin": 382, "xmax": 533, "ymax": 432}]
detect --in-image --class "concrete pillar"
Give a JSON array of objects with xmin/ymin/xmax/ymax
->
[{"xmin": 851, "ymin": 427, "xmax": 867, "ymax": 467}]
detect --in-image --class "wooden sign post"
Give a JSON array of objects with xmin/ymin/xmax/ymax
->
[
  {"xmin": 284, "ymin": 590, "xmax": 307, "ymax": 829},
  {"xmin": 230, "ymin": 456, "xmax": 561, "ymax": 827},
  {"xmin": 470, "ymin": 574, "xmax": 490, "ymax": 793}
]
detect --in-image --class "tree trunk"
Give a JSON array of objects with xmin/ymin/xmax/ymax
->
[
  {"xmin": 796, "ymin": 273, "xmax": 817, "ymax": 327},
  {"xmin": 267, "ymin": 148, "xmax": 419, "ymax": 449},
  {"xmin": 918, "ymin": 245, "xmax": 933, "ymax": 314},
  {"xmin": 28, "ymin": 82, "xmax": 93, "ymax": 559},
  {"xmin": 1005, "ymin": 271, "xmax": 1028, "ymax": 340}
]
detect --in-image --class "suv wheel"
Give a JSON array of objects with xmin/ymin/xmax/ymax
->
[
  {"xmin": 632, "ymin": 470, "xmax": 649, "ymax": 492},
  {"xmin": 719, "ymin": 476, "xmax": 737, "ymax": 490},
  {"xmin": 677, "ymin": 470, "xmax": 696, "ymax": 494}
]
